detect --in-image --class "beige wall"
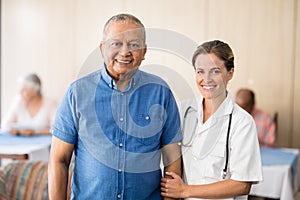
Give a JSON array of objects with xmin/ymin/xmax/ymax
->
[
  {"xmin": 293, "ymin": 0, "xmax": 300, "ymax": 147},
  {"xmin": 1, "ymin": 0, "xmax": 299, "ymax": 148},
  {"xmin": 1, "ymin": 0, "xmax": 75, "ymax": 105}
]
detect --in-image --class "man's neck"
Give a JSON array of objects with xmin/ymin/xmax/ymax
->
[{"xmin": 107, "ymin": 68, "xmax": 138, "ymax": 91}]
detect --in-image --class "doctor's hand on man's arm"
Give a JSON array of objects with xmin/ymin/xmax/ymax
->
[{"xmin": 161, "ymin": 142, "xmax": 182, "ymax": 200}]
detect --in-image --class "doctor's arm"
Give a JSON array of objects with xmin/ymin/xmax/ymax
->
[
  {"xmin": 48, "ymin": 136, "xmax": 74, "ymax": 200},
  {"xmin": 161, "ymin": 173, "xmax": 251, "ymax": 199},
  {"xmin": 162, "ymin": 142, "xmax": 182, "ymax": 200}
]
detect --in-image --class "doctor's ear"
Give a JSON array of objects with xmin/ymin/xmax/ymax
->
[{"xmin": 227, "ymin": 68, "xmax": 234, "ymax": 79}]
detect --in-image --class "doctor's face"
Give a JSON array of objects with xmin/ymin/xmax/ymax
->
[
  {"xmin": 100, "ymin": 21, "xmax": 147, "ymax": 80},
  {"xmin": 194, "ymin": 53, "xmax": 234, "ymax": 101}
]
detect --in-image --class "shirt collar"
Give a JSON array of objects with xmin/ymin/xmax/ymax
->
[{"xmin": 100, "ymin": 64, "xmax": 141, "ymax": 91}]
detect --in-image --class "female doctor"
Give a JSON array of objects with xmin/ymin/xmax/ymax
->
[{"xmin": 161, "ymin": 40, "xmax": 263, "ymax": 199}]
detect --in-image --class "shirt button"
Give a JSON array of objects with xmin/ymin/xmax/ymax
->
[
  {"xmin": 117, "ymin": 194, "xmax": 121, "ymax": 198},
  {"xmin": 119, "ymin": 143, "xmax": 123, "ymax": 147},
  {"xmin": 145, "ymin": 116, "xmax": 150, "ymax": 120},
  {"xmin": 119, "ymin": 117, "xmax": 124, "ymax": 122},
  {"xmin": 118, "ymin": 168, "xmax": 122, "ymax": 172},
  {"xmin": 121, "ymin": 92, "xmax": 124, "ymax": 96}
]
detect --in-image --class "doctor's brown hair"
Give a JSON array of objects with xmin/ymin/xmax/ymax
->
[{"xmin": 192, "ymin": 40, "xmax": 234, "ymax": 71}]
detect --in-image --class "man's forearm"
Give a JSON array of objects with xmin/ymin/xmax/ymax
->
[
  {"xmin": 161, "ymin": 142, "xmax": 182, "ymax": 200},
  {"xmin": 48, "ymin": 161, "xmax": 69, "ymax": 200},
  {"xmin": 162, "ymin": 142, "xmax": 182, "ymax": 178},
  {"xmin": 163, "ymin": 157, "xmax": 182, "ymax": 200},
  {"xmin": 164, "ymin": 157, "xmax": 182, "ymax": 178}
]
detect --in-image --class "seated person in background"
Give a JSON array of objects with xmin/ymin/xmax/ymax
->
[
  {"xmin": 235, "ymin": 88, "xmax": 276, "ymax": 147},
  {"xmin": 1, "ymin": 73, "xmax": 57, "ymax": 136}
]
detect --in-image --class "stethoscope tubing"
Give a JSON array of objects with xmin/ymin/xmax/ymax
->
[
  {"xmin": 181, "ymin": 106, "xmax": 198, "ymax": 147},
  {"xmin": 181, "ymin": 106, "xmax": 233, "ymax": 179}
]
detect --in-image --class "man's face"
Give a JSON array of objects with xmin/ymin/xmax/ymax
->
[
  {"xmin": 100, "ymin": 21, "xmax": 147, "ymax": 79},
  {"xmin": 235, "ymin": 91, "xmax": 253, "ymax": 113}
]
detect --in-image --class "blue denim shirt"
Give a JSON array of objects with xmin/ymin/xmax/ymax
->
[{"xmin": 51, "ymin": 67, "xmax": 182, "ymax": 199}]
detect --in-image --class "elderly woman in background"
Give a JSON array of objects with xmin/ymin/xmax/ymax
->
[{"xmin": 2, "ymin": 73, "xmax": 57, "ymax": 136}]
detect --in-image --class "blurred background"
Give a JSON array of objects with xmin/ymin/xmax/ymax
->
[{"xmin": 1, "ymin": 0, "xmax": 299, "ymax": 148}]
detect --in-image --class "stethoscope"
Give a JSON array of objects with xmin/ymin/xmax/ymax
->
[{"xmin": 179, "ymin": 106, "xmax": 233, "ymax": 179}]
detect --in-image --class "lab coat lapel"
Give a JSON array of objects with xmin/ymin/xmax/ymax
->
[
  {"xmin": 195, "ymin": 95, "xmax": 221, "ymax": 134},
  {"xmin": 195, "ymin": 93, "xmax": 234, "ymax": 159},
  {"xmin": 196, "ymin": 115, "xmax": 218, "ymax": 134},
  {"xmin": 193, "ymin": 116, "xmax": 220, "ymax": 159}
]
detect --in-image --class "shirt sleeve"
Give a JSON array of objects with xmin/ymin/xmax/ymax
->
[
  {"xmin": 161, "ymin": 88, "xmax": 182, "ymax": 145},
  {"xmin": 229, "ymin": 112, "xmax": 263, "ymax": 182},
  {"xmin": 265, "ymin": 117, "xmax": 276, "ymax": 146},
  {"xmin": 51, "ymin": 86, "xmax": 78, "ymax": 144}
]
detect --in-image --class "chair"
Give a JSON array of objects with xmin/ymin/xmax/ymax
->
[
  {"xmin": 0, "ymin": 168, "xmax": 7, "ymax": 200},
  {"xmin": 1, "ymin": 161, "xmax": 48, "ymax": 200},
  {"xmin": 0, "ymin": 160, "xmax": 73, "ymax": 200},
  {"xmin": 273, "ymin": 112, "xmax": 278, "ymax": 136}
]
